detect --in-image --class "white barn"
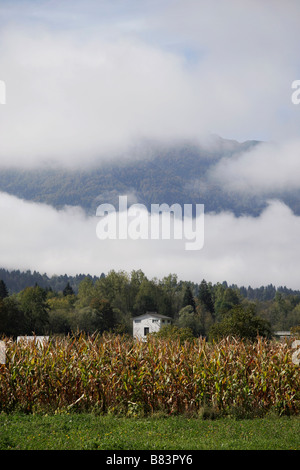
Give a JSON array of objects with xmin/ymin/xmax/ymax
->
[
  {"xmin": 133, "ymin": 312, "xmax": 173, "ymax": 340},
  {"xmin": 17, "ymin": 336, "xmax": 49, "ymax": 346},
  {"xmin": 273, "ymin": 331, "xmax": 292, "ymax": 341}
]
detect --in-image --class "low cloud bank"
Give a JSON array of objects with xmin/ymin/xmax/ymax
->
[
  {"xmin": 208, "ymin": 140, "xmax": 300, "ymax": 195},
  {"xmin": 0, "ymin": 192, "xmax": 299, "ymax": 289}
]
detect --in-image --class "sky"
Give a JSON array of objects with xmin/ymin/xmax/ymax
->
[{"xmin": 0, "ymin": 0, "xmax": 300, "ymax": 288}]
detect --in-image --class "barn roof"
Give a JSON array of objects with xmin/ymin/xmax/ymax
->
[{"xmin": 133, "ymin": 312, "xmax": 172, "ymax": 321}]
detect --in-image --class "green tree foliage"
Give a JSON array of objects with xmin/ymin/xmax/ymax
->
[
  {"xmin": 177, "ymin": 305, "xmax": 204, "ymax": 337},
  {"xmin": 0, "ymin": 280, "xmax": 8, "ymax": 299},
  {"xmin": 18, "ymin": 286, "xmax": 49, "ymax": 335},
  {"xmin": 63, "ymin": 282, "xmax": 74, "ymax": 297},
  {"xmin": 89, "ymin": 298, "xmax": 115, "ymax": 333},
  {"xmin": 47, "ymin": 291, "xmax": 75, "ymax": 335},
  {"xmin": 76, "ymin": 277, "xmax": 95, "ymax": 309},
  {"xmin": 182, "ymin": 285, "xmax": 196, "ymax": 312},
  {"xmin": 159, "ymin": 274, "xmax": 181, "ymax": 317},
  {"xmin": 213, "ymin": 285, "xmax": 241, "ymax": 319},
  {"xmin": 0, "ymin": 297, "xmax": 25, "ymax": 337},
  {"xmin": 153, "ymin": 324, "xmax": 194, "ymax": 343},
  {"xmin": 0, "ymin": 268, "xmax": 299, "ymax": 339},
  {"xmin": 94, "ymin": 270, "xmax": 131, "ymax": 314},
  {"xmin": 198, "ymin": 279, "xmax": 215, "ymax": 316},
  {"xmin": 209, "ymin": 305, "xmax": 271, "ymax": 341},
  {"xmin": 133, "ymin": 279, "xmax": 159, "ymax": 315}
]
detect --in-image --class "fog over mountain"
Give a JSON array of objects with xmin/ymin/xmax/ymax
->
[
  {"xmin": 0, "ymin": 136, "xmax": 265, "ymax": 215},
  {"xmin": 0, "ymin": 135, "xmax": 299, "ymax": 218},
  {"xmin": 0, "ymin": 1, "xmax": 300, "ymax": 288}
]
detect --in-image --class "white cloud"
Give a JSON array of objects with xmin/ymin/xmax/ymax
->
[
  {"xmin": 0, "ymin": 1, "xmax": 299, "ymax": 166},
  {"xmin": 0, "ymin": 27, "xmax": 205, "ymax": 167},
  {"xmin": 0, "ymin": 192, "xmax": 299, "ymax": 289},
  {"xmin": 208, "ymin": 140, "xmax": 300, "ymax": 194}
]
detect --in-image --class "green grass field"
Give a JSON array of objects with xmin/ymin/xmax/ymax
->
[{"xmin": 1, "ymin": 413, "xmax": 300, "ymax": 450}]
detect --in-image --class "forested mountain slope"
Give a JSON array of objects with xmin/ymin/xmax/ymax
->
[
  {"xmin": 1, "ymin": 136, "xmax": 298, "ymax": 217},
  {"xmin": 0, "ymin": 137, "xmax": 275, "ymax": 216}
]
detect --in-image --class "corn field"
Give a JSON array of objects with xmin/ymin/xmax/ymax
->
[{"xmin": 0, "ymin": 334, "xmax": 299, "ymax": 416}]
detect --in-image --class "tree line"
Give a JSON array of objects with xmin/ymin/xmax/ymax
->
[
  {"xmin": 1, "ymin": 267, "xmax": 299, "ymax": 301},
  {"xmin": 0, "ymin": 268, "xmax": 101, "ymax": 294},
  {"xmin": 0, "ymin": 269, "xmax": 300, "ymax": 341}
]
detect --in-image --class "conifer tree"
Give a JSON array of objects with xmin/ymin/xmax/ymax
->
[
  {"xmin": 198, "ymin": 279, "xmax": 215, "ymax": 316},
  {"xmin": 182, "ymin": 285, "xmax": 196, "ymax": 312},
  {"xmin": 63, "ymin": 282, "xmax": 74, "ymax": 297},
  {"xmin": 0, "ymin": 280, "xmax": 8, "ymax": 299}
]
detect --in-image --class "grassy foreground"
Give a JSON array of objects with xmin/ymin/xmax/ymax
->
[{"xmin": 0, "ymin": 413, "xmax": 300, "ymax": 450}]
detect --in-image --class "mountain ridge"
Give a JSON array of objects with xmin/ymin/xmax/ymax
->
[{"xmin": 0, "ymin": 136, "xmax": 298, "ymax": 216}]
